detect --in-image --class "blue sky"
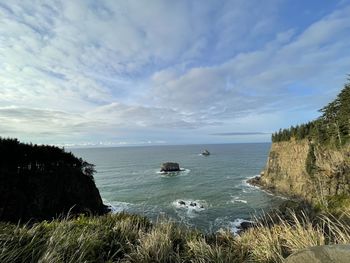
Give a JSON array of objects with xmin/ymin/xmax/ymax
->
[{"xmin": 1, "ymin": 0, "xmax": 350, "ymax": 147}]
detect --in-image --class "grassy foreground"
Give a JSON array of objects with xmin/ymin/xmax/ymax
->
[{"xmin": 1, "ymin": 211, "xmax": 350, "ymax": 263}]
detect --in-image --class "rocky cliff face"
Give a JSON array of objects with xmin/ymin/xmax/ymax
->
[
  {"xmin": 256, "ymin": 139, "xmax": 350, "ymax": 206},
  {"xmin": 160, "ymin": 162, "xmax": 180, "ymax": 172}
]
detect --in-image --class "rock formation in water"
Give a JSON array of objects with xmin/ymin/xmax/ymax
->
[
  {"xmin": 201, "ymin": 149, "xmax": 210, "ymax": 156},
  {"xmin": 160, "ymin": 162, "xmax": 180, "ymax": 172},
  {"xmin": 0, "ymin": 138, "xmax": 108, "ymax": 222}
]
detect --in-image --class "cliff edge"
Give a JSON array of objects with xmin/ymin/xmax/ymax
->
[
  {"xmin": 249, "ymin": 81, "xmax": 350, "ymax": 212},
  {"xmin": 251, "ymin": 139, "xmax": 350, "ymax": 208},
  {"xmin": 0, "ymin": 138, "xmax": 108, "ymax": 222}
]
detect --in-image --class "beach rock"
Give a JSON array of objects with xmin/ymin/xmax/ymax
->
[
  {"xmin": 247, "ymin": 176, "xmax": 261, "ymax": 187},
  {"xmin": 285, "ymin": 245, "xmax": 350, "ymax": 263},
  {"xmin": 160, "ymin": 162, "xmax": 180, "ymax": 172},
  {"xmin": 201, "ymin": 149, "xmax": 210, "ymax": 156},
  {"xmin": 178, "ymin": 200, "xmax": 186, "ymax": 206},
  {"xmin": 240, "ymin": 221, "xmax": 253, "ymax": 231}
]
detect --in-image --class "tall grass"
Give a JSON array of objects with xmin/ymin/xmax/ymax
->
[
  {"xmin": 1, "ymin": 211, "xmax": 350, "ymax": 263},
  {"xmin": 235, "ymin": 211, "xmax": 350, "ymax": 262}
]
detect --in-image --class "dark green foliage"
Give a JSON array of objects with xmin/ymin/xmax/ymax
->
[
  {"xmin": 306, "ymin": 144, "xmax": 317, "ymax": 176},
  {"xmin": 0, "ymin": 138, "xmax": 107, "ymax": 223},
  {"xmin": 326, "ymin": 194, "xmax": 350, "ymax": 215},
  {"xmin": 272, "ymin": 80, "xmax": 350, "ymax": 146}
]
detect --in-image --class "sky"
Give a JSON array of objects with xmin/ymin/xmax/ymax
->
[{"xmin": 1, "ymin": 0, "xmax": 350, "ymax": 147}]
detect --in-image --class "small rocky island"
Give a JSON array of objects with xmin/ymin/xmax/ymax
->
[
  {"xmin": 177, "ymin": 200, "xmax": 204, "ymax": 209},
  {"xmin": 201, "ymin": 149, "xmax": 210, "ymax": 156},
  {"xmin": 160, "ymin": 162, "xmax": 180, "ymax": 172}
]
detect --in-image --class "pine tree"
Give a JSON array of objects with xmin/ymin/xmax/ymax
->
[
  {"xmin": 337, "ymin": 83, "xmax": 350, "ymax": 144},
  {"xmin": 270, "ymin": 78, "xmax": 350, "ymax": 146}
]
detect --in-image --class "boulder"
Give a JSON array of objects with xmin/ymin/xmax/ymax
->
[
  {"xmin": 201, "ymin": 149, "xmax": 210, "ymax": 156},
  {"xmin": 246, "ymin": 176, "xmax": 261, "ymax": 187},
  {"xmin": 160, "ymin": 162, "xmax": 180, "ymax": 172},
  {"xmin": 240, "ymin": 221, "xmax": 253, "ymax": 231},
  {"xmin": 285, "ymin": 245, "xmax": 350, "ymax": 263}
]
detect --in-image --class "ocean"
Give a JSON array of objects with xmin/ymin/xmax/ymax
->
[{"xmin": 71, "ymin": 143, "xmax": 284, "ymax": 233}]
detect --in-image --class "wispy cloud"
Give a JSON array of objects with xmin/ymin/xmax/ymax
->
[{"xmin": 0, "ymin": 1, "xmax": 349, "ymax": 145}]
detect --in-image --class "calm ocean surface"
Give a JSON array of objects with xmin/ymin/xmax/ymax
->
[{"xmin": 72, "ymin": 143, "xmax": 284, "ymax": 233}]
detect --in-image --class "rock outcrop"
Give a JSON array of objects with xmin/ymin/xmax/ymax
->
[
  {"xmin": 285, "ymin": 245, "xmax": 350, "ymax": 263},
  {"xmin": 250, "ymin": 138, "xmax": 350, "ymax": 209},
  {"xmin": 201, "ymin": 149, "xmax": 210, "ymax": 156},
  {"xmin": 160, "ymin": 162, "xmax": 180, "ymax": 172}
]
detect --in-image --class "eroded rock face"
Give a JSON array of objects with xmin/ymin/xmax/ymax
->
[
  {"xmin": 254, "ymin": 139, "xmax": 350, "ymax": 205},
  {"xmin": 285, "ymin": 245, "xmax": 350, "ymax": 263},
  {"xmin": 160, "ymin": 162, "xmax": 180, "ymax": 172}
]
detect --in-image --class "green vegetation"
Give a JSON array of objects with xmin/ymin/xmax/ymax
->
[
  {"xmin": 315, "ymin": 194, "xmax": 350, "ymax": 215},
  {"xmin": 305, "ymin": 143, "xmax": 317, "ymax": 176},
  {"xmin": 1, "ymin": 211, "xmax": 350, "ymax": 263},
  {"xmin": 272, "ymin": 80, "xmax": 350, "ymax": 146},
  {"xmin": 0, "ymin": 138, "xmax": 106, "ymax": 222},
  {"xmin": 2, "ymin": 81, "xmax": 350, "ymax": 262}
]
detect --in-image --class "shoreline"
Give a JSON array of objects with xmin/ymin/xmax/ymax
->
[{"xmin": 246, "ymin": 174, "xmax": 291, "ymax": 201}]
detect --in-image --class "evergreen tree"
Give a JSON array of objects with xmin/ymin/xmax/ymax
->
[
  {"xmin": 271, "ymin": 78, "xmax": 350, "ymax": 146},
  {"xmin": 337, "ymin": 83, "xmax": 350, "ymax": 144}
]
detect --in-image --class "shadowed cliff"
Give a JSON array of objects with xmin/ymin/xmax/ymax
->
[{"xmin": 0, "ymin": 138, "xmax": 107, "ymax": 222}]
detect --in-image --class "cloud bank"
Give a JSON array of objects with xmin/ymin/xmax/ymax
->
[{"xmin": 0, "ymin": 0, "xmax": 349, "ymax": 146}]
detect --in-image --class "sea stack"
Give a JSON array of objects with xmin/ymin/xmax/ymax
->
[
  {"xmin": 201, "ymin": 149, "xmax": 210, "ymax": 156},
  {"xmin": 160, "ymin": 162, "xmax": 180, "ymax": 172}
]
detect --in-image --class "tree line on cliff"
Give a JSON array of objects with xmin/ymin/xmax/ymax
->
[
  {"xmin": 0, "ymin": 138, "xmax": 106, "ymax": 222},
  {"xmin": 272, "ymin": 79, "xmax": 350, "ymax": 146}
]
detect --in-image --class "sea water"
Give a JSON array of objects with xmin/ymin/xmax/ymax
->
[{"xmin": 71, "ymin": 143, "xmax": 284, "ymax": 233}]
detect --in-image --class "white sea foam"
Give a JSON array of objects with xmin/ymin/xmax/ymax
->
[
  {"xmin": 215, "ymin": 217, "xmax": 253, "ymax": 235},
  {"xmin": 229, "ymin": 218, "xmax": 253, "ymax": 235},
  {"xmin": 234, "ymin": 174, "xmax": 261, "ymax": 193},
  {"xmin": 244, "ymin": 175, "xmax": 290, "ymax": 200},
  {"xmin": 172, "ymin": 199, "xmax": 206, "ymax": 218},
  {"xmin": 157, "ymin": 168, "xmax": 191, "ymax": 177},
  {"xmin": 230, "ymin": 196, "xmax": 248, "ymax": 204},
  {"xmin": 103, "ymin": 199, "xmax": 131, "ymax": 213},
  {"xmin": 242, "ymin": 174, "xmax": 265, "ymax": 192}
]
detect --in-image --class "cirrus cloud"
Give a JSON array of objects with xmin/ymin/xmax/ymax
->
[{"xmin": 0, "ymin": 0, "xmax": 349, "ymax": 146}]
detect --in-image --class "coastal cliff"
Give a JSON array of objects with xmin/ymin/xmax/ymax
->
[
  {"xmin": 0, "ymin": 138, "xmax": 107, "ymax": 222},
  {"xmin": 256, "ymin": 139, "xmax": 350, "ymax": 206},
  {"xmin": 249, "ymin": 81, "xmax": 350, "ymax": 212}
]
